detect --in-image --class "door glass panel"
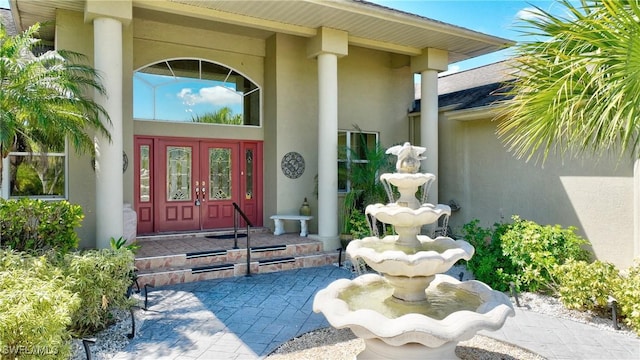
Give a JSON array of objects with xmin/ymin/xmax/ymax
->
[
  {"xmin": 245, "ymin": 149, "xmax": 253, "ymax": 200},
  {"xmin": 209, "ymin": 148, "xmax": 231, "ymax": 200},
  {"xmin": 167, "ymin": 146, "xmax": 192, "ymax": 201},
  {"xmin": 140, "ymin": 145, "xmax": 150, "ymax": 202}
]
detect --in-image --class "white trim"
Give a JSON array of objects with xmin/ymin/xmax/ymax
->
[
  {"xmin": 635, "ymin": 159, "xmax": 640, "ymax": 260},
  {"xmin": 3, "ymin": 138, "xmax": 69, "ymax": 200}
]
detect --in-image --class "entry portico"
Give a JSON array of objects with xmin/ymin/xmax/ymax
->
[{"xmin": 7, "ymin": 0, "xmax": 511, "ymax": 249}]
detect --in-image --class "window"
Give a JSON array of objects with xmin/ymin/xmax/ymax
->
[
  {"xmin": 133, "ymin": 59, "xmax": 260, "ymax": 126},
  {"xmin": 4, "ymin": 145, "xmax": 66, "ymax": 199},
  {"xmin": 338, "ymin": 130, "xmax": 379, "ymax": 192}
]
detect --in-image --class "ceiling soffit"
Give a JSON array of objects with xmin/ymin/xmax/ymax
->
[{"xmin": 11, "ymin": 0, "xmax": 513, "ymax": 63}]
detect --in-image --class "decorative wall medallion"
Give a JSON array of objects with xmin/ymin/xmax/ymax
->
[{"xmin": 281, "ymin": 151, "xmax": 305, "ymax": 179}]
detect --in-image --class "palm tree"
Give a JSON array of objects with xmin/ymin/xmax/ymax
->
[
  {"xmin": 191, "ymin": 106, "xmax": 243, "ymax": 125},
  {"xmin": 0, "ymin": 23, "xmax": 110, "ymax": 180},
  {"xmin": 498, "ymin": 0, "xmax": 640, "ymax": 162}
]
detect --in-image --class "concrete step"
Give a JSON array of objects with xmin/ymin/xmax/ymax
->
[
  {"xmin": 132, "ymin": 231, "xmax": 340, "ymax": 287},
  {"xmin": 134, "ymin": 251, "xmax": 339, "ymax": 287}
]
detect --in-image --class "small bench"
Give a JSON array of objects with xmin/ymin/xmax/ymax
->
[{"xmin": 270, "ymin": 215, "xmax": 313, "ymax": 237}]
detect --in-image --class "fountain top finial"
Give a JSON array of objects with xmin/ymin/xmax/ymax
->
[{"xmin": 386, "ymin": 142, "xmax": 426, "ymax": 174}]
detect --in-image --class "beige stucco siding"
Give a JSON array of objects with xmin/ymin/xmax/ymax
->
[
  {"xmin": 338, "ymin": 46, "xmax": 413, "ymax": 146},
  {"xmin": 438, "ymin": 114, "xmax": 635, "ymax": 269},
  {"xmin": 54, "ymin": 7, "xmax": 416, "ymax": 242},
  {"xmin": 263, "ymin": 33, "xmax": 318, "ymax": 233},
  {"xmin": 131, "ymin": 17, "xmax": 266, "ymax": 141},
  {"xmin": 55, "ymin": 10, "xmax": 99, "ymax": 248},
  {"xmin": 263, "ymin": 34, "xmax": 414, "ymax": 234}
]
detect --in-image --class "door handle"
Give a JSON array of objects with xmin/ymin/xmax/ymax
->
[
  {"xmin": 194, "ymin": 181, "xmax": 201, "ymax": 206},
  {"xmin": 201, "ymin": 181, "xmax": 206, "ymax": 202}
]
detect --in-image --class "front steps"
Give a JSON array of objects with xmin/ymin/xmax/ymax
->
[{"xmin": 134, "ymin": 230, "xmax": 340, "ymax": 287}]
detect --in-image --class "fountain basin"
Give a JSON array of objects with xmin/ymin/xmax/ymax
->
[
  {"xmin": 347, "ymin": 235, "xmax": 474, "ymax": 277},
  {"xmin": 313, "ymin": 273, "xmax": 515, "ymax": 359},
  {"xmin": 380, "ymin": 173, "xmax": 435, "ymax": 209},
  {"xmin": 366, "ymin": 203, "xmax": 451, "ymax": 227}
]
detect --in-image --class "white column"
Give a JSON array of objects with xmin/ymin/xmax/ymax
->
[
  {"xmin": 317, "ymin": 52, "xmax": 339, "ymax": 249},
  {"xmin": 635, "ymin": 158, "xmax": 640, "ymax": 259},
  {"xmin": 1, "ymin": 157, "xmax": 9, "ymax": 198},
  {"xmin": 94, "ymin": 17, "xmax": 124, "ymax": 248},
  {"xmin": 421, "ymin": 69, "xmax": 439, "ymax": 204}
]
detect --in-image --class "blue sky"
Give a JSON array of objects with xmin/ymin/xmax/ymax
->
[
  {"xmin": 1, "ymin": 0, "xmax": 570, "ymax": 117},
  {"xmin": 369, "ymin": 0, "xmax": 570, "ymax": 72},
  {"xmin": 1, "ymin": 0, "xmax": 567, "ymax": 72}
]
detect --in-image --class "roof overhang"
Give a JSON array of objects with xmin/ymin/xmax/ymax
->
[
  {"xmin": 443, "ymin": 104, "xmax": 502, "ymax": 121},
  {"xmin": 9, "ymin": 0, "xmax": 513, "ymax": 64}
]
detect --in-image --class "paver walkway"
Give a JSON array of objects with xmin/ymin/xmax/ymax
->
[{"xmin": 111, "ymin": 265, "xmax": 640, "ymax": 360}]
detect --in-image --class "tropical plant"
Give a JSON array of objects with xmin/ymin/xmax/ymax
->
[
  {"xmin": 0, "ymin": 250, "xmax": 80, "ymax": 360},
  {"xmin": 191, "ymin": 106, "xmax": 243, "ymax": 124},
  {"xmin": 0, "ymin": 198, "xmax": 83, "ymax": 254},
  {"xmin": 110, "ymin": 236, "xmax": 141, "ymax": 253},
  {"xmin": 0, "ymin": 23, "xmax": 110, "ymax": 179},
  {"xmin": 501, "ymin": 215, "xmax": 591, "ymax": 292},
  {"xmin": 60, "ymin": 248, "xmax": 136, "ymax": 336},
  {"xmin": 339, "ymin": 130, "xmax": 394, "ymax": 236},
  {"xmin": 461, "ymin": 219, "xmax": 517, "ymax": 292},
  {"xmin": 498, "ymin": 0, "xmax": 640, "ymax": 162}
]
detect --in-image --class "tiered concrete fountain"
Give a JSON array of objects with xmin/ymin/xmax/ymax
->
[{"xmin": 313, "ymin": 142, "xmax": 514, "ymax": 360}]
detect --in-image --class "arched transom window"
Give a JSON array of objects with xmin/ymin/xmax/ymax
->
[{"xmin": 134, "ymin": 59, "xmax": 260, "ymax": 126}]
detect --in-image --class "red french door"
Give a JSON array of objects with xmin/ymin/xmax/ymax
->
[{"xmin": 134, "ymin": 136, "xmax": 262, "ymax": 234}]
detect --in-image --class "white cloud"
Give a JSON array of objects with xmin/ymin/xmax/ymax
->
[
  {"xmin": 517, "ymin": 7, "xmax": 545, "ymax": 21},
  {"xmin": 177, "ymin": 86, "xmax": 242, "ymax": 106}
]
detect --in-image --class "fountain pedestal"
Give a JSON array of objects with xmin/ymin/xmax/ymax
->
[
  {"xmin": 361, "ymin": 338, "xmax": 457, "ymax": 360},
  {"xmin": 313, "ymin": 142, "xmax": 514, "ymax": 359},
  {"xmin": 385, "ymin": 274, "xmax": 434, "ymax": 302}
]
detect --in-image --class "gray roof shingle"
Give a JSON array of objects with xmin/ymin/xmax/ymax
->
[{"xmin": 1, "ymin": 8, "xmax": 18, "ymax": 36}]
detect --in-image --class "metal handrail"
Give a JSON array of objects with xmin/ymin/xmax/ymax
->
[{"xmin": 232, "ymin": 202, "xmax": 253, "ymax": 276}]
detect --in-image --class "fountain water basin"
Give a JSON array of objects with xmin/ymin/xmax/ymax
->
[
  {"xmin": 380, "ymin": 173, "xmax": 435, "ymax": 209},
  {"xmin": 366, "ymin": 203, "xmax": 450, "ymax": 247},
  {"xmin": 313, "ymin": 142, "xmax": 514, "ymax": 359},
  {"xmin": 314, "ymin": 273, "xmax": 515, "ymax": 359},
  {"xmin": 347, "ymin": 235, "xmax": 474, "ymax": 277}
]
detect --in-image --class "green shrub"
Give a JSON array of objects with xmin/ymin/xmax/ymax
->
[
  {"xmin": 0, "ymin": 250, "xmax": 80, "ymax": 360},
  {"xmin": 349, "ymin": 211, "xmax": 371, "ymax": 239},
  {"xmin": 461, "ymin": 219, "xmax": 517, "ymax": 292},
  {"xmin": 0, "ymin": 198, "xmax": 83, "ymax": 254},
  {"xmin": 59, "ymin": 248, "xmax": 135, "ymax": 337},
  {"xmin": 500, "ymin": 216, "xmax": 591, "ymax": 292},
  {"xmin": 616, "ymin": 260, "xmax": 640, "ymax": 334},
  {"xmin": 554, "ymin": 259, "xmax": 622, "ymax": 314}
]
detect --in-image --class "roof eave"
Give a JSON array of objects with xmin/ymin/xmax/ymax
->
[{"xmin": 443, "ymin": 104, "xmax": 504, "ymax": 121}]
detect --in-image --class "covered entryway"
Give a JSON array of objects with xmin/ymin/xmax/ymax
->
[{"xmin": 135, "ymin": 136, "xmax": 262, "ymax": 234}]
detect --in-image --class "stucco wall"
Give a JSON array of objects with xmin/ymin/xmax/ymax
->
[
  {"xmin": 438, "ymin": 113, "xmax": 636, "ymax": 269},
  {"xmin": 56, "ymin": 9, "xmax": 135, "ymax": 249},
  {"xmin": 264, "ymin": 34, "xmax": 414, "ymax": 234},
  {"xmin": 55, "ymin": 10, "xmax": 98, "ymax": 248},
  {"xmin": 263, "ymin": 34, "xmax": 318, "ymax": 234},
  {"xmin": 55, "ymin": 8, "xmax": 417, "ymax": 241}
]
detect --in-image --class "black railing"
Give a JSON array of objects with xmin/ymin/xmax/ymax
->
[{"xmin": 232, "ymin": 202, "xmax": 253, "ymax": 276}]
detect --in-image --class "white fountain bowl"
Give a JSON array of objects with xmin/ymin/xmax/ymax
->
[
  {"xmin": 313, "ymin": 273, "xmax": 515, "ymax": 349},
  {"xmin": 347, "ymin": 235, "xmax": 474, "ymax": 277},
  {"xmin": 366, "ymin": 203, "xmax": 451, "ymax": 227},
  {"xmin": 380, "ymin": 173, "xmax": 435, "ymax": 188}
]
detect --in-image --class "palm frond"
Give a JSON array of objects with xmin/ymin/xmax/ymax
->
[
  {"xmin": 498, "ymin": 0, "xmax": 640, "ymax": 162},
  {"xmin": 0, "ymin": 22, "xmax": 110, "ymax": 159}
]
